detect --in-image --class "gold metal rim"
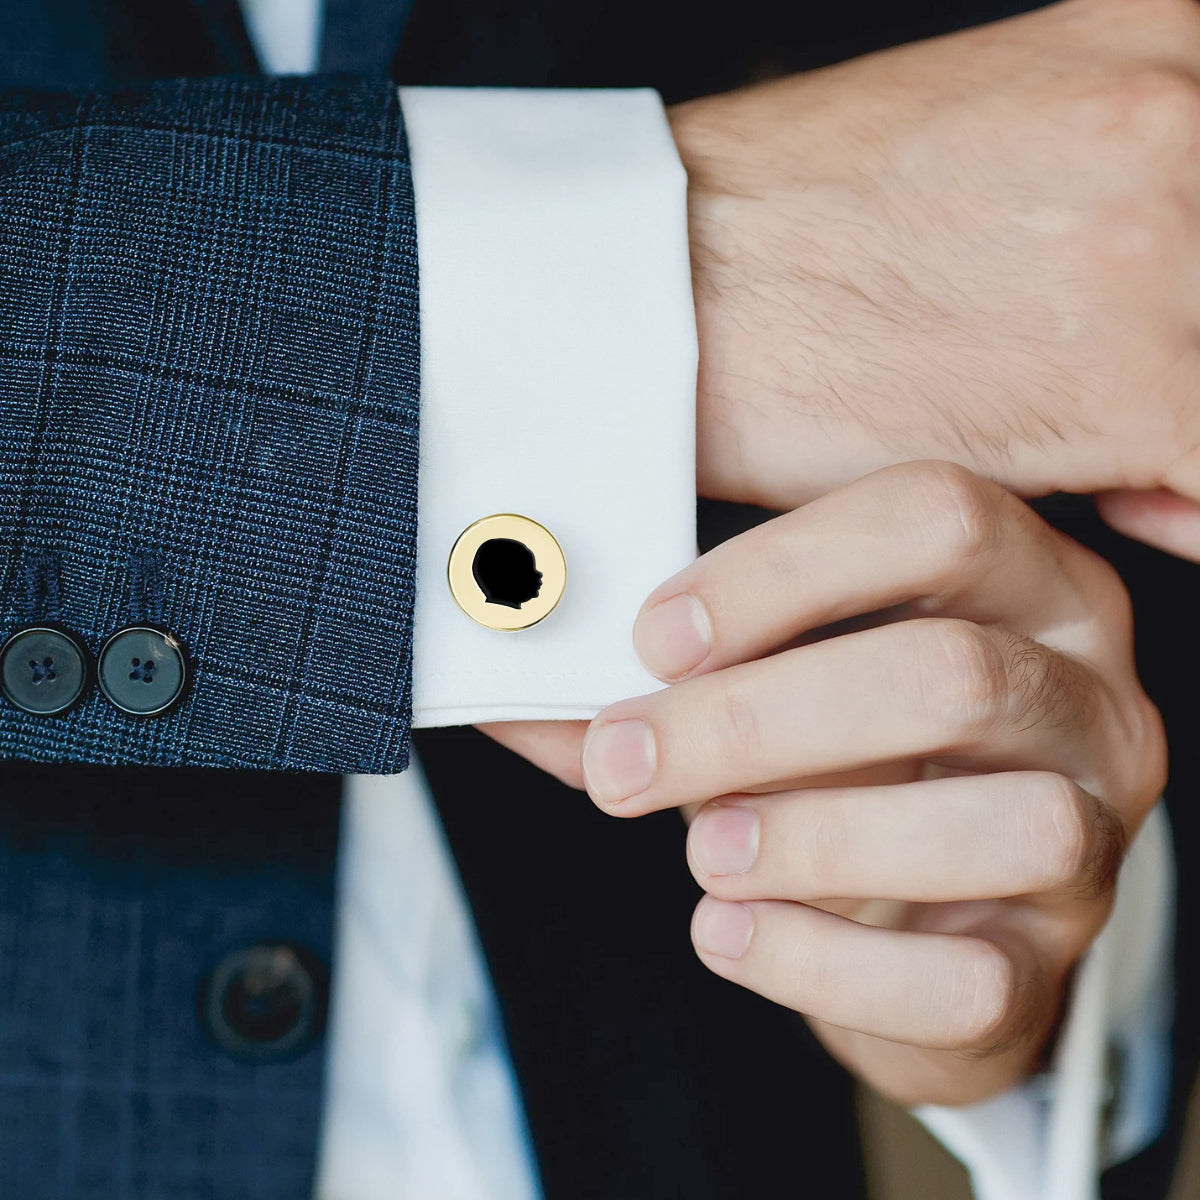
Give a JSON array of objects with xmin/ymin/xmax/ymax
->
[{"xmin": 447, "ymin": 513, "xmax": 567, "ymax": 631}]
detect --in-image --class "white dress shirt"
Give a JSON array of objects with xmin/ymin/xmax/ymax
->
[
  {"xmin": 239, "ymin": 4, "xmax": 1177, "ymax": 1199},
  {"xmin": 320, "ymin": 85, "xmax": 694, "ymax": 1200},
  {"xmin": 402, "ymin": 85, "xmax": 696, "ymax": 726}
]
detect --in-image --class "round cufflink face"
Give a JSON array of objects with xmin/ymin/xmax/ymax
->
[
  {"xmin": 0, "ymin": 625, "xmax": 92, "ymax": 716},
  {"xmin": 448, "ymin": 514, "xmax": 566, "ymax": 630},
  {"xmin": 97, "ymin": 625, "xmax": 190, "ymax": 717}
]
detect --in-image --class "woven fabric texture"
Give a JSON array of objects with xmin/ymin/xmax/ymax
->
[
  {"xmin": 0, "ymin": 75, "xmax": 420, "ymax": 772},
  {"xmin": 0, "ymin": 763, "xmax": 342, "ymax": 1200}
]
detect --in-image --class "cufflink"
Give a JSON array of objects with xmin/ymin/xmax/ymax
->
[
  {"xmin": 448, "ymin": 514, "xmax": 566, "ymax": 630},
  {"xmin": 0, "ymin": 624, "xmax": 93, "ymax": 716},
  {"xmin": 97, "ymin": 625, "xmax": 190, "ymax": 716}
]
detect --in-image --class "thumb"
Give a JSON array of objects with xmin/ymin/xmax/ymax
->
[{"xmin": 1096, "ymin": 489, "xmax": 1200, "ymax": 563}]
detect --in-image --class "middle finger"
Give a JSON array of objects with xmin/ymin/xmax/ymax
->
[{"xmin": 582, "ymin": 617, "xmax": 1116, "ymax": 814}]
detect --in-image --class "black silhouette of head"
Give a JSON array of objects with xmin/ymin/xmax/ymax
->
[{"xmin": 472, "ymin": 538, "xmax": 543, "ymax": 609}]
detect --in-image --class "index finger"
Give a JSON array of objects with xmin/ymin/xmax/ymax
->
[{"xmin": 633, "ymin": 460, "xmax": 1106, "ymax": 682}]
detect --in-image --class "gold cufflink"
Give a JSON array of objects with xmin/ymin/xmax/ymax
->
[{"xmin": 448, "ymin": 513, "xmax": 566, "ymax": 630}]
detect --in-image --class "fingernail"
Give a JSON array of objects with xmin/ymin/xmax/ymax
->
[
  {"xmin": 693, "ymin": 897, "xmax": 755, "ymax": 960},
  {"xmin": 633, "ymin": 593, "xmax": 712, "ymax": 680},
  {"xmin": 582, "ymin": 719, "xmax": 656, "ymax": 805},
  {"xmin": 689, "ymin": 805, "xmax": 760, "ymax": 876}
]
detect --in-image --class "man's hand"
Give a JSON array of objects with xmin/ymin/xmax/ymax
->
[
  {"xmin": 576, "ymin": 461, "xmax": 1165, "ymax": 1105},
  {"xmin": 483, "ymin": 0, "xmax": 1200, "ymax": 779},
  {"xmin": 672, "ymin": 0, "xmax": 1200, "ymax": 559}
]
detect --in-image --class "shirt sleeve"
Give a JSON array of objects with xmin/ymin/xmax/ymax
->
[
  {"xmin": 914, "ymin": 802, "xmax": 1175, "ymax": 1200},
  {"xmin": 398, "ymin": 87, "xmax": 697, "ymax": 728}
]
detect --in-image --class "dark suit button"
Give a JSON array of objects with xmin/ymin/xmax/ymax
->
[
  {"xmin": 97, "ymin": 625, "xmax": 189, "ymax": 716},
  {"xmin": 0, "ymin": 625, "xmax": 91, "ymax": 716},
  {"xmin": 200, "ymin": 943, "xmax": 326, "ymax": 1063}
]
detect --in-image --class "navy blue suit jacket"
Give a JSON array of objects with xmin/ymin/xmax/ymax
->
[{"xmin": 0, "ymin": 55, "xmax": 420, "ymax": 773}]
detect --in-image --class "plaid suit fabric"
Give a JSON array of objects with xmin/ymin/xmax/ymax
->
[
  {"xmin": 0, "ymin": 764, "xmax": 341, "ymax": 1200},
  {"xmin": 0, "ymin": 75, "xmax": 421, "ymax": 773}
]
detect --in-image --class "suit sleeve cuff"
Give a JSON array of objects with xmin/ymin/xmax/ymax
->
[{"xmin": 398, "ymin": 87, "xmax": 697, "ymax": 727}]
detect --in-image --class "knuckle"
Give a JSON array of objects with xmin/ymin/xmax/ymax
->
[
  {"xmin": 1025, "ymin": 776, "xmax": 1098, "ymax": 892},
  {"xmin": 899, "ymin": 460, "xmax": 1002, "ymax": 574},
  {"xmin": 916, "ymin": 618, "xmax": 1008, "ymax": 741},
  {"xmin": 710, "ymin": 681, "xmax": 763, "ymax": 766},
  {"xmin": 949, "ymin": 941, "xmax": 1020, "ymax": 1052},
  {"xmin": 1021, "ymin": 773, "xmax": 1126, "ymax": 899},
  {"xmin": 1070, "ymin": 66, "xmax": 1200, "ymax": 276},
  {"xmin": 805, "ymin": 803, "xmax": 851, "ymax": 895},
  {"xmin": 916, "ymin": 621, "xmax": 1095, "ymax": 746}
]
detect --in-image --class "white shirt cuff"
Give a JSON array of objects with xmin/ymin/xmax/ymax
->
[
  {"xmin": 400, "ymin": 87, "xmax": 697, "ymax": 728},
  {"xmin": 915, "ymin": 802, "xmax": 1175, "ymax": 1200}
]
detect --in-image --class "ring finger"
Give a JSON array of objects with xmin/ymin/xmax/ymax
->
[{"xmin": 686, "ymin": 771, "xmax": 1125, "ymax": 912}]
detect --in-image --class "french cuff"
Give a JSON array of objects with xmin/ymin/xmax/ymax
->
[
  {"xmin": 400, "ymin": 87, "xmax": 697, "ymax": 727},
  {"xmin": 914, "ymin": 802, "xmax": 1175, "ymax": 1200}
]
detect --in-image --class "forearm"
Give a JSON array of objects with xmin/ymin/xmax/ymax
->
[{"xmin": 669, "ymin": 0, "xmax": 1200, "ymax": 519}]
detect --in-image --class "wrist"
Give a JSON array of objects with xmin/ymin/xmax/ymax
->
[
  {"xmin": 668, "ymin": 85, "xmax": 874, "ymax": 511},
  {"xmin": 667, "ymin": 96, "xmax": 757, "ymax": 507}
]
